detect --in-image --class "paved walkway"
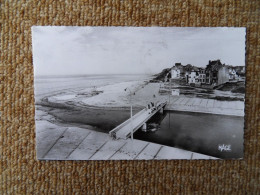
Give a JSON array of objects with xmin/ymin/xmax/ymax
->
[
  {"xmin": 166, "ymin": 97, "xmax": 244, "ymax": 116},
  {"xmin": 131, "ymin": 83, "xmax": 244, "ymax": 116},
  {"xmin": 36, "ymin": 120, "xmax": 217, "ymax": 160}
]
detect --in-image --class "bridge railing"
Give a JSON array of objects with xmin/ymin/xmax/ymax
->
[
  {"xmin": 121, "ymin": 102, "xmax": 167, "ymax": 139},
  {"xmin": 109, "ymin": 101, "xmax": 167, "ymax": 139},
  {"xmin": 109, "ymin": 108, "xmax": 147, "ymax": 137}
]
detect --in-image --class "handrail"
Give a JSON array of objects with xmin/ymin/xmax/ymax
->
[
  {"xmin": 109, "ymin": 108, "xmax": 146, "ymax": 135},
  {"xmin": 109, "ymin": 102, "xmax": 167, "ymax": 139}
]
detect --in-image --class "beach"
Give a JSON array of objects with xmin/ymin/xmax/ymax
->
[{"xmin": 36, "ymin": 75, "xmax": 244, "ymax": 116}]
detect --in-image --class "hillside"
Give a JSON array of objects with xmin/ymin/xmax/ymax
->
[{"xmin": 150, "ymin": 68, "xmax": 171, "ymax": 82}]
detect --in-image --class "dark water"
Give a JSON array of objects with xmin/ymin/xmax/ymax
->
[
  {"xmin": 135, "ymin": 111, "xmax": 244, "ymax": 159},
  {"xmin": 46, "ymin": 106, "xmax": 243, "ymax": 159}
]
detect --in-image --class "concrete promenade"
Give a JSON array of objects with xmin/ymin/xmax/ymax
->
[
  {"xmin": 36, "ymin": 120, "xmax": 217, "ymax": 160},
  {"xmin": 166, "ymin": 96, "xmax": 244, "ymax": 116},
  {"xmin": 130, "ymin": 83, "xmax": 244, "ymax": 116}
]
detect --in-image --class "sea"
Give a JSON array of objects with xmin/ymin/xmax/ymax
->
[{"xmin": 34, "ymin": 74, "xmax": 151, "ymax": 97}]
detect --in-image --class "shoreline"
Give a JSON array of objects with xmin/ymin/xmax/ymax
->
[{"xmin": 37, "ymin": 78, "xmax": 245, "ymax": 117}]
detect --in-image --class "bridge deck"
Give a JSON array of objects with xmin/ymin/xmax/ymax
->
[{"xmin": 109, "ymin": 102, "xmax": 167, "ymax": 139}]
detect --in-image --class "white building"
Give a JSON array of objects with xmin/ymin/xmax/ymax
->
[
  {"xmin": 188, "ymin": 71, "xmax": 197, "ymax": 84},
  {"xmin": 228, "ymin": 68, "xmax": 237, "ymax": 80},
  {"xmin": 171, "ymin": 67, "xmax": 181, "ymax": 79}
]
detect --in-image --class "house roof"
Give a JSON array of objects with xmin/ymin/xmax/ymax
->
[
  {"xmin": 192, "ymin": 67, "xmax": 199, "ymax": 71},
  {"xmin": 171, "ymin": 66, "xmax": 179, "ymax": 71},
  {"xmin": 171, "ymin": 64, "xmax": 184, "ymax": 72},
  {"xmin": 206, "ymin": 60, "xmax": 224, "ymax": 71},
  {"xmin": 224, "ymin": 65, "xmax": 245, "ymax": 74}
]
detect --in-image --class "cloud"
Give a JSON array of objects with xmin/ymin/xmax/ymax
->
[{"xmin": 32, "ymin": 27, "xmax": 246, "ymax": 76}]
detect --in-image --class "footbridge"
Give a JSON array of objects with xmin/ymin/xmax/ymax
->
[{"xmin": 109, "ymin": 102, "xmax": 167, "ymax": 140}]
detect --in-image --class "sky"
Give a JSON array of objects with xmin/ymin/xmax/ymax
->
[{"xmin": 32, "ymin": 26, "xmax": 246, "ymax": 76}]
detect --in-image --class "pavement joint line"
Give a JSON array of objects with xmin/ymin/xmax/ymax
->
[
  {"xmin": 171, "ymin": 97, "xmax": 180, "ymax": 104},
  {"xmin": 183, "ymin": 98, "xmax": 191, "ymax": 105},
  {"xmin": 205, "ymin": 99, "xmax": 209, "ymax": 107},
  {"xmin": 178, "ymin": 97, "xmax": 186, "ymax": 104},
  {"xmin": 184, "ymin": 98, "xmax": 192, "ymax": 106},
  {"xmin": 88, "ymin": 140, "xmax": 109, "ymax": 160},
  {"xmin": 179, "ymin": 98, "xmax": 186, "ymax": 105},
  {"xmin": 183, "ymin": 98, "xmax": 188, "ymax": 105},
  {"xmin": 107, "ymin": 142, "xmax": 128, "ymax": 160},
  {"xmin": 65, "ymin": 131, "xmax": 92, "ymax": 159},
  {"xmin": 191, "ymin": 98, "xmax": 198, "ymax": 105},
  {"xmin": 134, "ymin": 142, "xmax": 150, "ymax": 160},
  {"xmin": 153, "ymin": 145, "xmax": 164, "ymax": 159},
  {"xmin": 198, "ymin": 98, "xmax": 203, "ymax": 105},
  {"xmin": 41, "ymin": 127, "xmax": 68, "ymax": 159},
  {"xmin": 213, "ymin": 100, "xmax": 216, "ymax": 107},
  {"xmin": 173, "ymin": 97, "xmax": 183, "ymax": 104}
]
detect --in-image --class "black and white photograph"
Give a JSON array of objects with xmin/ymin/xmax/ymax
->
[{"xmin": 32, "ymin": 26, "xmax": 246, "ymax": 160}]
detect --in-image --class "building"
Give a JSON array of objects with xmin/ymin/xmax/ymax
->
[
  {"xmin": 205, "ymin": 60, "xmax": 228, "ymax": 86},
  {"xmin": 235, "ymin": 66, "xmax": 245, "ymax": 75},
  {"xmin": 187, "ymin": 70, "xmax": 197, "ymax": 86},
  {"xmin": 170, "ymin": 60, "xmax": 242, "ymax": 87},
  {"xmin": 171, "ymin": 66, "xmax": 181, "ymax": 79},
  {"xmin": 229, "ymin": 67, "xmax": 237, "ymax": 80},
  {"xmin": 171, "ymin": 63, "xmax": 185, "ymax": 79},
  {"xmin": 234, "ymin": 66, "xmax": 246, "ymax": 81},
  {"xmin": 218, "ymin": 66, "xmax": 230, "ymax": 85},
  {"xmin": 171, "ymin": 63, "xmax": 203, "ymax": 86},
  {"xmin": 197, "ymin": 68, "xmax": 206, "ymax": 84}
]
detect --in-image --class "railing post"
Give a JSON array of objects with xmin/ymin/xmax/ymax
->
[
  {"xmin": 160, "ymin": 108, "xmax": 164, "ymax": 114},
  {"xmin": 142, "ymin": 123, "xmax": 147, "ymax": 131},
  {"xmin": 125, "ymin": 87, "xmax": 134, "ymax": 142}
]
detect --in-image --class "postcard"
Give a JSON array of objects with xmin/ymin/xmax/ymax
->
[{"xmin": 32, "ymin": 26, "xmax": 246, "ymax": 160}]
